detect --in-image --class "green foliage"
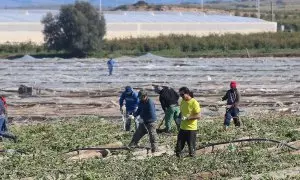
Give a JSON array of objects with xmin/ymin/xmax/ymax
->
[
  {"xmin": 103, "ymin": 32, "xmax": 300, "ymax": 54},
  {"xmin": 243, "ymin": 13, "xmax": 250, "ymax": 17},
  {"xmin": 234, "ymin": 11, "xmax": 241, "ymax": 16},
  {"xmin": 261, "ymin": 11, "xmax": 300, "ymax": 32},
  {"xmin": 278, "ymin": 20, "xmax": 300, "ymax": 32},
  {"xmin": 41, "ymin": 1, "xmax": 106, "ymax": 57},
  {"xmin": 0, "ymin": 42, "xmax": 44, "ymax": 54},
  {"xmin": 250, "ymin": 13, "xmax": 257, "ymax": 18},
  {"xmin": 1, "ymin": 32, "xmax": 300, "ymax": 58},
  {"xmin": 0, "ymin": 115, "xmax": 299, "ymax": 179}
]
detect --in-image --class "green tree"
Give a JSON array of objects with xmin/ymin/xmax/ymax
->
[
  {"xmin": 234, "ymin": 11, "xmax": 241, "ymax": 16},
  {"xmin": 250, "ymin": 13, "xmax": 258, "ymax": 18},
  {"xmin": 41, "ymin": 1, "xmax": 106, "ymax": 56}
]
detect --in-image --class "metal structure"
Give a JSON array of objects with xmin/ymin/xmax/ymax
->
[
  {"xmin": 271, "ymin": 0, "xmax": 274, "ymax": 22},
  {"xmin": 99, "ymin": 0, "xmax": 102, "ymax": 20},
  {"xmin": 256, "ymin": 0, "xmax": 260, "ymax": 19}
]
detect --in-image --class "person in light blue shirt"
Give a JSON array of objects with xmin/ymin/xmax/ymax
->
[{"xmin": 107, "ymin": 58, "xmax": 115, "ymax": 76}]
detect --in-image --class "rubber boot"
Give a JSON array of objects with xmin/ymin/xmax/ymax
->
[{"xmin": 233, "ymin": 117, "xmax": 241, "ymax": 127}]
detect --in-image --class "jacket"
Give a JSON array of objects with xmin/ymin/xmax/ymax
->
[
  {"xmin": 0, "ymin": 100, "xmax": 6, "ymax": 116},
  {"xmin": 222, "ymin": 88, "xmax": 240, "ymax": 107},
  {"xmin": 134, "ymin": 98, "xmax": 157, "ymax": 124},
  {"xmin": 119, "ymin": 89, "xmax": 139, "ymax": 112},
  {"xmin": 107, "ymin": 59, "xmax": 115, "ymax": 68},
  {"xmin": 159, "ymin": 87, "xmax": 179, "ymax": 111}
]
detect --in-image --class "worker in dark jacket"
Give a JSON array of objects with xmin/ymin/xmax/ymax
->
[
  {"xmin": 128, "ymin": 90, "xmax": 158, "ymax": 153},
  {"xmin": 154, "ymin": 85, "xmax": 180, "ymax": 133},
  {"xmin": 221, "ymin": 81, "xmax": 241, "ymax": 130}
]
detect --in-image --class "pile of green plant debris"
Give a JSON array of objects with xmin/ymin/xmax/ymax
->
[{"xmin": 0, "ymin": 115, "xmax": 299, "ymax": 179}]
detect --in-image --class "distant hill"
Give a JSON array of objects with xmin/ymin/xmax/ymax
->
[
  {"xmin": 1, "ymin": 0, "xmax": 297, "ymax": 10},
  {"xmin": 0, "ymin": 0, "xmax": 232, "ymax": 8}
]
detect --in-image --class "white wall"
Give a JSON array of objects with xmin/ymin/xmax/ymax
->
[
  {"xmin": 106, "ymin": 22, "xmax": 277, "ymax": 39},
  {"xmin": 0, "ymin": 22, "xmax": 277, "ymax": 43}
]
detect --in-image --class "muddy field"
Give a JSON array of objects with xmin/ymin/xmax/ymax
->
[{"xmin": 0, "ymin": 54, "xmax": 299, "ymax": 122}]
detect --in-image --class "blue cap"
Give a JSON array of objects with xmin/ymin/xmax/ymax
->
[{"xmin": 125, "ymin": 86, "xmax": 132, "ymax": 92}]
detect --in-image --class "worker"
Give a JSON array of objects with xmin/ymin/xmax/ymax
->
[
  {"xmin": 175, "ymin": 87, "xmax": 201, "ymax": 157},
  {"xmin": 221, "ymin": 81, "xmax": 241, "ymax": 131},
  {"xmin": 0, "ymin": 96, "xmax": 17, "ymax": 143},
  {"xmin": 107, "ymin": 57, "xmax": 115, "ymax": 76},
  {"xmin": 154, "ymin": 85, "xmax": 180, "ymax": 133},
  {"xmin": 128, "ymin": 90, "xmax": 158, "ymax": 153},
  {"xmin": 119, "ymin": 86, "xmax": 139, "ymax": 131}
]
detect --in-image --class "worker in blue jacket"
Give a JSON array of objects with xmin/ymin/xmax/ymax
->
[
  {"xmin": 128, "ymin": 90, "xmax": 158, "ymax": 153},
  {"xmin": 107, "ymin": 57, "xmax": 115, "ymax": 76},
  {"xmin": 119, "ymin": 86, "xmax": 139, "ymax": 131}
]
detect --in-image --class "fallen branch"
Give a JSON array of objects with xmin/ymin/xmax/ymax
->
[
  {"xmin": 198, "ymin": 138, "xmax": 300, "ymax": 151},
  {"xmin": 66, "ymin": 146, "xmax": 151, "ymax": 154}
]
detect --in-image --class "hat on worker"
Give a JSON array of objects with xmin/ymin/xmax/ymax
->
[
  {"xmin": 125, "ymin": 86, "xmax": 132, "ymax": 92},
  {"xmin": 230, "ymin": 81, "xmax": 237, "ymax": 88},
  {"xmin": 138, "ymin": 90, "xmax": 147, "ymax": 98},
  {"xmin": 153, "ymin": 85, "xmax": 163, "ymax": 94}
]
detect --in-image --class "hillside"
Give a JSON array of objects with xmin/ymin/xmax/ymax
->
[
  {"xmin": 112, "ymin": 0, "xmax": 300, "ymax": 12},
  {"xmin": 112, "ymin": 1, "xmax": 230, "ymax": 13},
  {"xmin": 1, "ymin": 0, "xmax": 298, "ymax": 9},
  {"xmin": 0, "ymin": 0, "xmax": 209, "ymax": 8}
]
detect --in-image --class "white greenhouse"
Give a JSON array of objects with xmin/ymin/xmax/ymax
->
[{"xmin": 0, "ymin": 10, "xmax": 277, "ymax": 43}]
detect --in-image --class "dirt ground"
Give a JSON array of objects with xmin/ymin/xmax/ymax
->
[{"xmin": 0, "ymin": 54, "xmax": 299, "ymax": 122}]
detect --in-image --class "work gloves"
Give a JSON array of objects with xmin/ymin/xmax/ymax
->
[
  {"xmin": 128, "ymin": 115, "xmax": 135, "ymax": 120},
  {"xmin": 226, "ymin": 105, "xmax": 232, "ymax": 109},
  {"xmin": 181, "ymin": 114, "xmax": 190, "ymax": 121},
  {"xmin": 181, "ymin": 116, "xmax": 188, "ymax": 121}
]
